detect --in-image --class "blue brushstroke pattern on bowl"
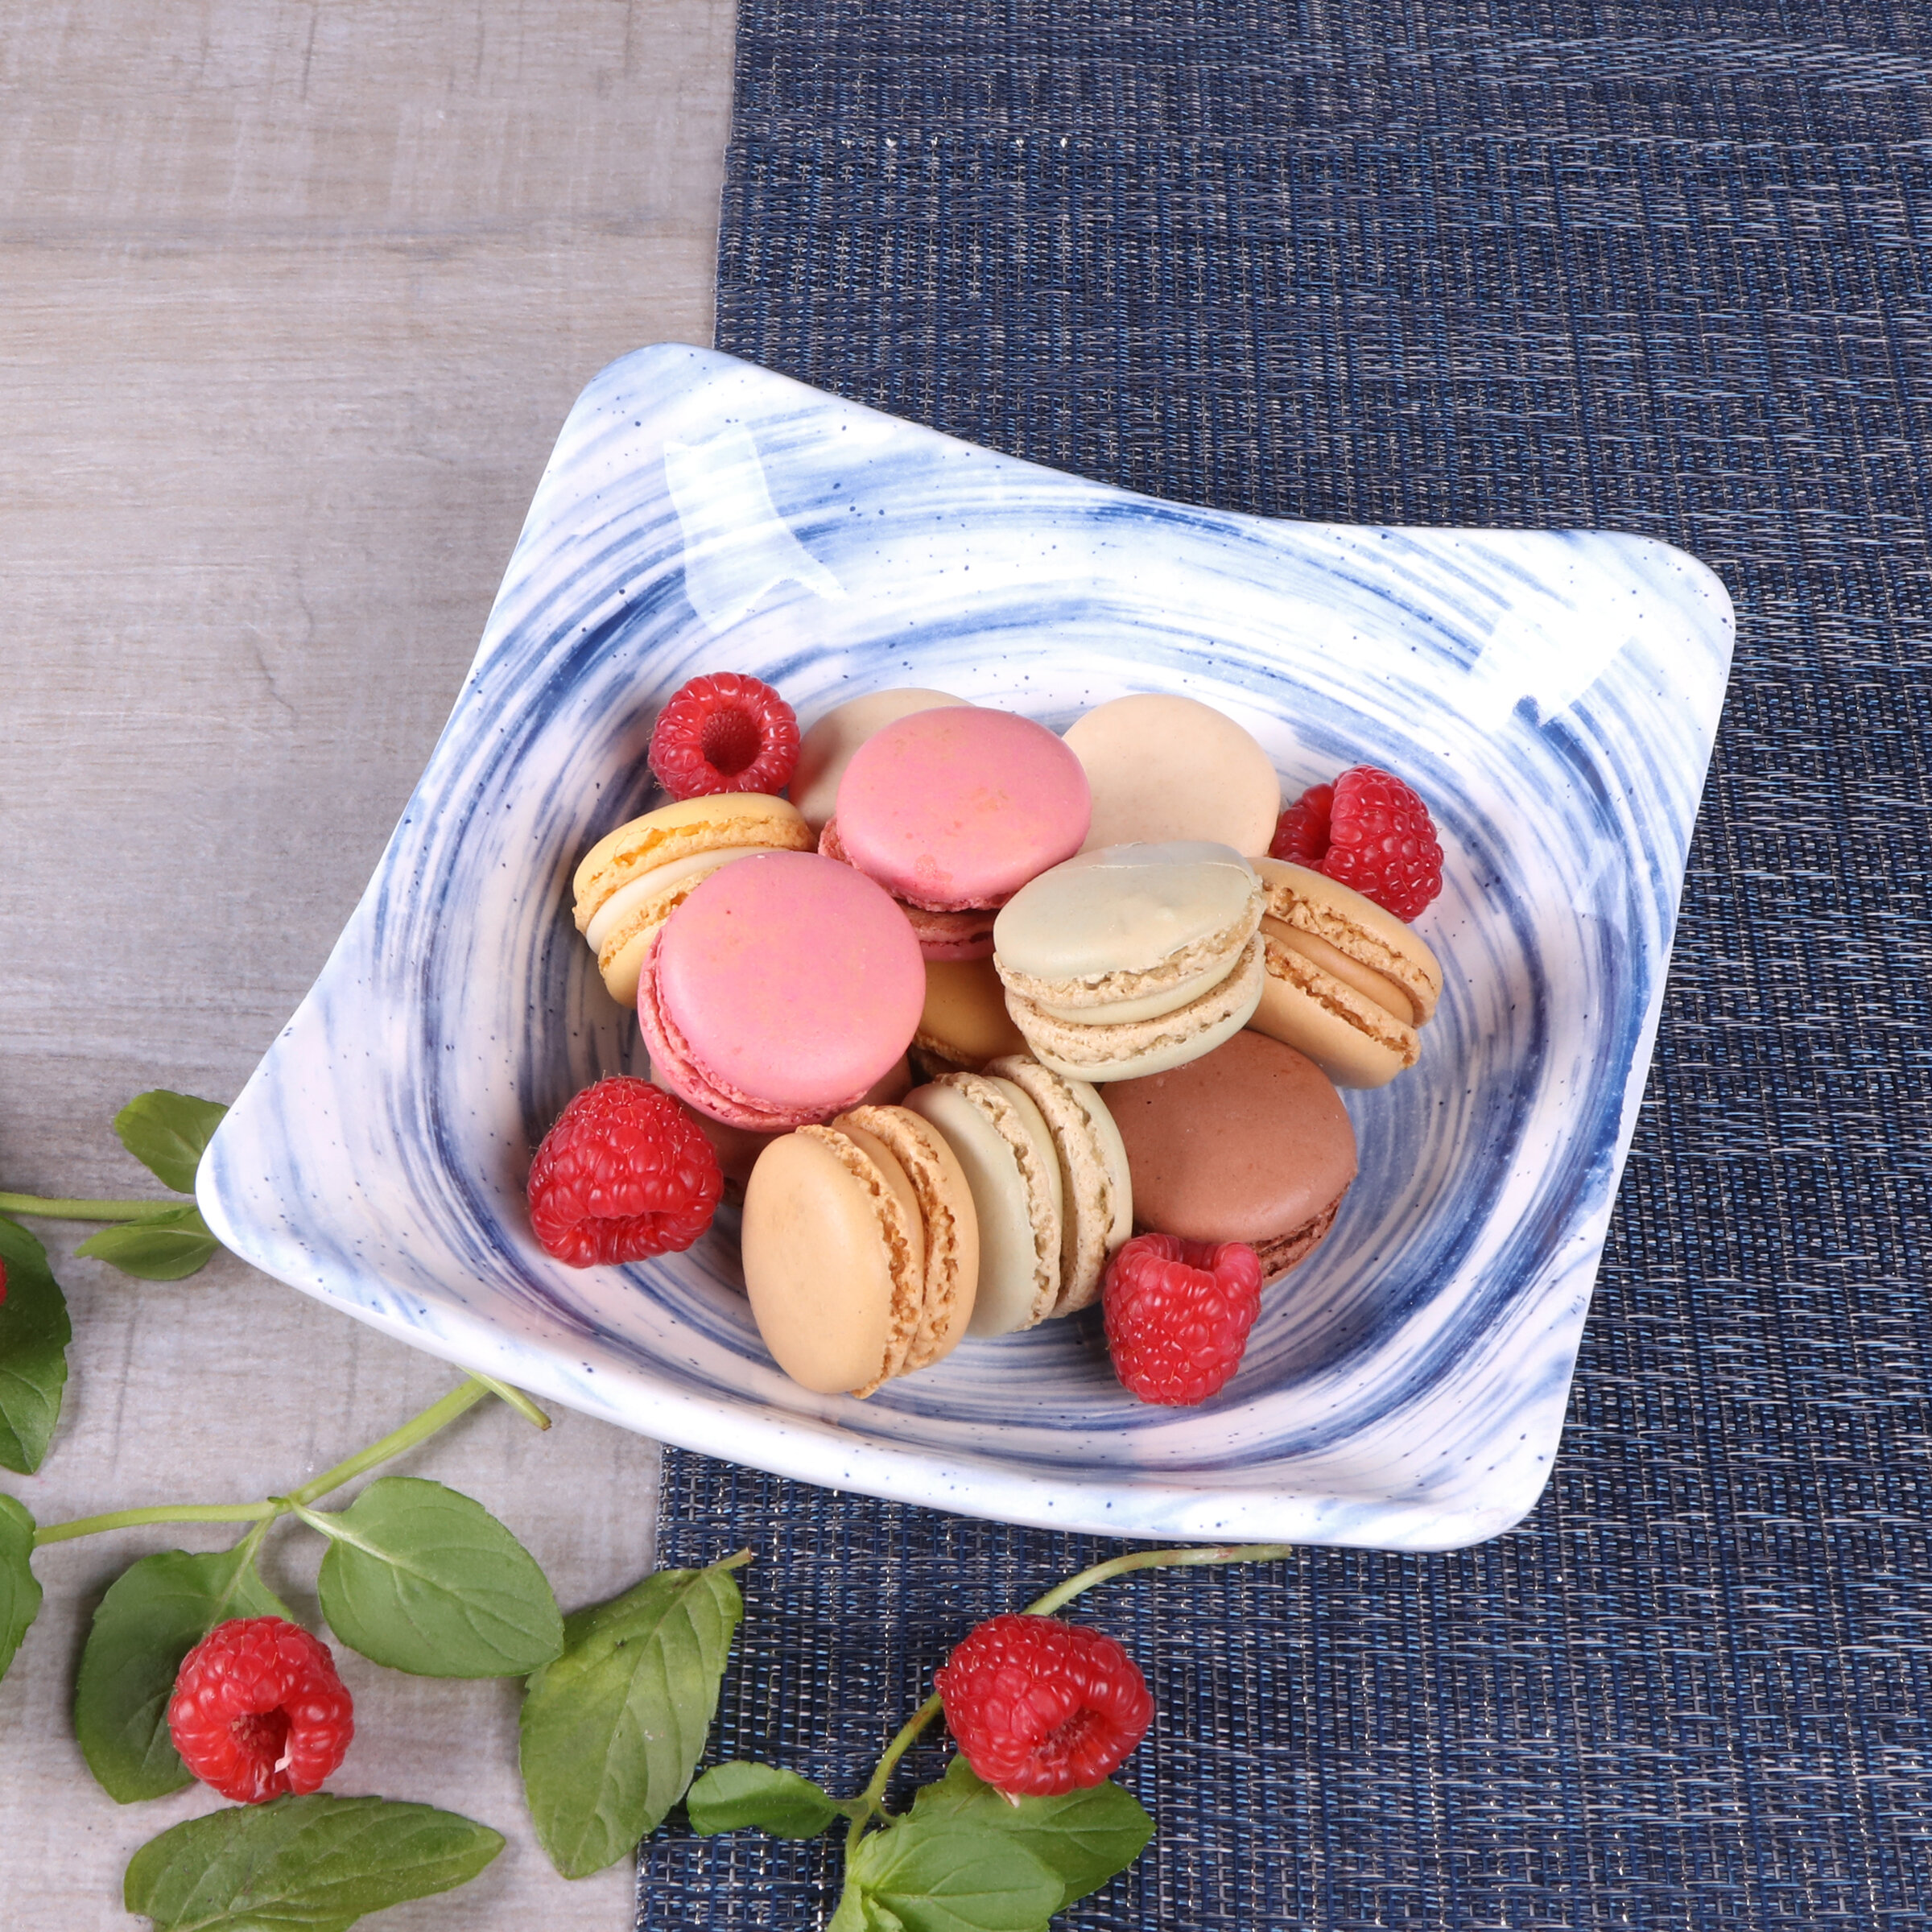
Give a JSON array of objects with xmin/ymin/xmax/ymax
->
[{"xmin": 199, "ymin": 344, "xmax": 1732, "ymax": 1549}]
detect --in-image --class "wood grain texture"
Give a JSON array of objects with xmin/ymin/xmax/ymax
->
[{"xmin": 0, "ymin": 2, "xmax": 735, "ymax": 1923}]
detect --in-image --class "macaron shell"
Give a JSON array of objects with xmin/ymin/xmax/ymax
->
[
  {"xmin": 838, "ymin": 1104, "xmax": 981, "ymax": 1372},
  {"xmin": 992, "ymin": 841, "xmax": 1262, "ymax": 989},
  {"xmin": 1252, "ymin": 857, "xmax": 1443, "ymax": 1023},
  {"xmin": 1064, "ymin": 694, "xmax": 1281, "ymax": 855},
  {"xmin": 572, "ymin": 791, "xmax": 811, "ymax": 930},
  {"xmin": 593, "ymin": 848, "xmax": 768, "ymax": 1006},
  {"xmin": 792, "ymin": 689, "xmax": 970, "ymax": 832},
  {"xmin": 1005, "ymin": 935, "xmax": 1267, "ymax": 1082},
  {"xmin": 819, "ymin": 819, "xmax": 1000, "ymax": 960},
  {"xmin": 1250, "ymin": 927, "xmax": 1418, "ymax": 1089},
  {"xmin": 833, "ymin": 708, "xmax": 1091, "ymax": 910},
  {"xmin": 915, "ymin": 956, "xmax": 1030, "ymax": 1073},
  {"xmin": 1104, "ymin": 1030, "xmax": 1357, "ymax": 1275},
  {"xmin": 652, "ymin": 850, "xmax": 924, "ymax": 1117},
  {"xmin": 983, "ymin": 1055, "xmax": 1132, "ymax": 1315},
  {"xmin": 741, "ymin": 1128, "xmax": 917, "ymax": 1395},
  {"xmin": 906, "ymin": 1078, "xmax": 1059, "ymax": 1335}
]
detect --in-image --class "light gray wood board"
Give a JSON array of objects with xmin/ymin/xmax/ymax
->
[{"xmin": 0, "ymin": 1, "xmax": 737, "ymax": 1923}]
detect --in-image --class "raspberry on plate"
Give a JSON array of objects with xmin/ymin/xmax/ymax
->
[
  {"xmin": 648, "ymin": 672, "xmax": 800, "ymax": 799},
  {"xmin": 1103, "ymin": 1232, "xmax": 1263, "ymax": 1405},
  {"xmin": 527, "ymin": 1076, "xmax": 723, "ymax": 1266},
  {"xmin": 935, "ymin": 1612, "xmax": 1154, "ymax": 1796},
  {"xmin": 1269, "ymin": 764, "xmax": 1443, "ymax": 922},
  {"xmin": 167, "ymin": 1616, "xmax": 353, "ymax": 1804}
]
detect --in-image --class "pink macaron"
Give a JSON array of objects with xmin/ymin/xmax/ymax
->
[
  {"xmin": 638, "ymin": 850, "xmax": 925, "ymax": 1131},
  {"xmin": 823, "ymin": 708, "xmax": 1091, "ymax": 959}
]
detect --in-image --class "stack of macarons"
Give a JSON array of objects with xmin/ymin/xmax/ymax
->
[{"xmin": 559, "ymin": 666, "xmax": 1451, "ymax": 1404}]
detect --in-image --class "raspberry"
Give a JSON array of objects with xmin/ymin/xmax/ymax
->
[
  {"xmin": 648, "ymin": 673, "xmax": 799, "ymax": 799},
  {"xmin": 1103, "ymin": 1233, "xmax": 1263, "ymax": 1405},
  {"xmin": 527, "ymin": 1076, "xmax": 723, "ymax": 1267},
  {"xmin": 167, "ymin": 1616, "xmax": 353, "ymax": 1804},
  {"xmin": 935, "ymin": 1613, "xmax": 1154, "ymax": 1795},
  {"xmin": 1270, "ymin": 765, "xmax": 1443, "ymax": 921}
]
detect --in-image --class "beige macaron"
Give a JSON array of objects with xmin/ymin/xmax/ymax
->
[
  {"xmin": 1247, "ymin": 858, "xmax": 1443, "ymax": 1087},
  {"xmin": 740, "ymin": 1105, "xmax": 979, "ymax": 1397},
  {"xmin": 572, "ymin": 793, "xmax": 815, "ymax": 1005},
  {"xmin": 993, "ymin": 842, "xmax": 1267, "ymax": 1082},
  {"xmin": 905, "ymin": 1072, "xmax": 1063, "ymax": 1336},
  {"xmin": 981, "ymin": 1055, "xmax": 1133, "ymax": 1314},
  {"xmin": 1063, "ymin": 693, "xmax": 1281, "ymax": 856}
]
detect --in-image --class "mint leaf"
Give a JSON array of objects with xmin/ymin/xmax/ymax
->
[
  {"xmin": 307, "ymin": 1476, "xmax": 563, "ymax": 1678},
  {"xmin": 0, "ymin": 1215, "xmax": 71, "ymax": 1473},
  {"xmin": 114, "ymin": 1091, "xmax": 229, "ymax": 1195},
  {"xmin": 123, "ymin": 1793, "xmax": 502, "ymax": 1930},
  {"xmin": 519, "ymin": 1558, "xmax": 744, "ymax": 1877},
  {"xmin": 0, "ymin": 1492, "xmax": 41, "ymax": 1685},
  {"xmin": 75, "ymin": 1542, "xmax": 292, "ymax": 1802},
  {"xmin": 687, "ymin": 1761, "xmax": 841, "ymax": 1839},
  {"xmin": 76, "ymin": 1204, "xmax": 221, "ymax": 1282},
  {"xmin": 848, "ymin": 1820, "xmax": 1063, "ymax": 1932},
  {"xmin": 910, "ymin": 1757, "xmax": 1154, "ymax": 1909}
]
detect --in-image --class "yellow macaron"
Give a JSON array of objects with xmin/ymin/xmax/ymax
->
[
  {"xmin": 1246, "ymin": 858, "xmax": 1443, "ymax": 1087},
  {"xmin": 571, "ymin": 792, "xmax": 814, "ymax": 1005}
]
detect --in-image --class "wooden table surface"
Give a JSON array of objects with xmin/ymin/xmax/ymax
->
[{"xmin": 0, "ymin": 6, "xmax": 735, "ymax": 1923}]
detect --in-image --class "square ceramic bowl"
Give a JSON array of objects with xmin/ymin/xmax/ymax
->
[{"xmin": 200, "ymin": 345, "xmax": 1732, "ymax": 1550}]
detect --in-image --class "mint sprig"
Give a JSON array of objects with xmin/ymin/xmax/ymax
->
[
  {"xmin": 0, "ymin": 1492, "xmax": 40, "ymax": 1683},
  {"xmin": 124, "ymin": 1794, "xmax": 503, "ymax": 1930},
  {"xmin": 74, "ymin": 1533, "xmax": 293, "ymax": 1802},
  {"xmin": 0, "ymin": 1214, "xmax": 72, "ymax": 1472},
  {"xmin": 0, "ymin": 1088, "xmax": 228, "ymax": 1283},
  {"xmin": 519, "ymin": 1552, "xmax": 749, "ymax": 1876},
  {"xmin": 114, "ymin": 1090, "xmax": 230, "ymax": 1195},
  {"xmin": 291, "ymin": 1476, "xmax": 564, "ymax": 1678}
]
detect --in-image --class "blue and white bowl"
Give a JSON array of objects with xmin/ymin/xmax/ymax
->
[{"xmin": 199, "ymin": 345, "xmax": 1732, "ymax": 1550}]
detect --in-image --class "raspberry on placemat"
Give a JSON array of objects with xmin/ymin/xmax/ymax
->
[
  {"xmin": 935, "ymin": 1612, "xmax": 1154, "ymax": 1795},
  {"xmin": 526, "ymin": 1076, "xmax": 723, "ymax": 1266}
]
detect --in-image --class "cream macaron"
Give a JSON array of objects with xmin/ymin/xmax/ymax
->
[
  {"xmin": 1248, "ymin": 858, "xmax": 1443, "ymax": 1087},
  {"xmin": 980, "ymin": 1055, "xmax": 1133, "ymax": 1314},
  {"xmin": 741, "ymin": 1104, "xmax": 978, "ymax": 1396},
  {"xmin": 1063, "ymin": 693, "xmax": 1280, "ymax": 856},
  {"xmin": 904, "ymin": 1072, "xmax": 1063, "ymax": 1336},
  {"xmin": 572, "ymin": 793, "xmax": 814, "ymax": 1005},
  {"xmin": 992, "ymin": 841, "xmax": 1267, "ymax": 1082}
]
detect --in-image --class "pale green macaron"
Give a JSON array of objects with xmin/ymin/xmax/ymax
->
[
  {"xmin": 992, "ymin": 841, "xmax": 1266, "ymax": 1081},
  {"xmin": 905, "ymin": 1073, "xmax": 1062, "ymax": 1336},
  {"xmin": 982, "ymin": 1055, "xmax": 1133, "ymax": 1315}
]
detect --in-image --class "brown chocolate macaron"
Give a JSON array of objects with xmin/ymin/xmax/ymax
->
[{"xmin": 1104, "ymin": 1030, "xmax": 1356, "ymax": 1282}]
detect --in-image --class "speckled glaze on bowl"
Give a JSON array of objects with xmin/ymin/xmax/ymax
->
[{"xmin": 199, "ymin": 345, "xmax": 1732, "ymax": 1550}]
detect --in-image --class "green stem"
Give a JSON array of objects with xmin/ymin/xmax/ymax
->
[
  {"xmin": 35, "ymin": 1501, "xmax": 278, "ymax": 1546},
  {"xmin": 464, "ymin": 1371, "xmax": 552, "ymax": 1431},
  {"xmin": 0, "ymin": 1191, "xmax": 178, "ymax": 1222},
  {"xmin": 286, "ymin": 1377, "xmax": 494, "ymax": 1506},
  {"xmin": 32, "ymin": 1374, "xmax": 518, "ymax": 1548},
  {"xmin": 1022, "ymin": 1543, "xmax": 1299, "ymax": 1619}
]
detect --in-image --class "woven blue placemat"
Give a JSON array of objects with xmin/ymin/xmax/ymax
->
[{"xmin": 640, "ymin": 3, "xmax": 1932, "ymax": 1926}]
